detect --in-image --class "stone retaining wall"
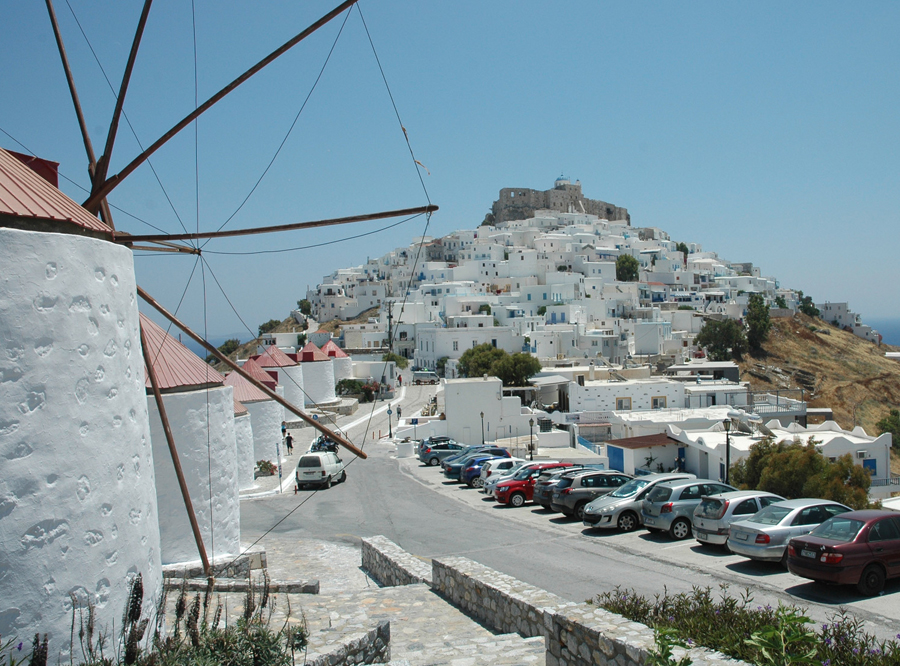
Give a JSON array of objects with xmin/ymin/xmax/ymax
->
[
  {"xmin": 164, "ymin": 577, "xmax": 319, "ymax": 594},
  {"xmin": 305, "ymin": 620, "xmax": 390, "ymax": 666},
  {"xmin": 432, "ymin": 556, "xmax": 574, "ymax": 639},
  {"xmin": 361, "ymin": 535, "xmax": 432, "ymax": 587}
]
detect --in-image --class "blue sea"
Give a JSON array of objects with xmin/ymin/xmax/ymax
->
[{"xmin": 868, "ymin": 318, "xmax": 900, "ymax": 347}]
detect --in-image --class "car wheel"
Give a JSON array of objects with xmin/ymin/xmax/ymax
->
[
  {"xmin": 617, "ymin": 511, "xmax": 639, "ymax": 532},
  {"xmin": 427, "ymin": 457, "xmax": 439, "ymax": 466},
  {"xmin": 324, "ymin": 475, "xmax": 332, "ymax": 489},
  {"xmin": 472, "ymin": 478, "xmax": 484, "ymax": 488},
  {"xmin": 574, "ymin": 501, "xmax": 588, "ymax": 521},
  {"xmin": 857, "ymin": 564, "xmax": 885, "ymax": 597},
  {"xmin": 669, "ymin": 518, "xmax": 692, "ymax": 540},
  {"xmin": 339, "ymin": 470, "xmax": 347, "ymax": 483},
  {"xmin": 509, "ymin": 492, "xmax": 526, "ymax": 508}
]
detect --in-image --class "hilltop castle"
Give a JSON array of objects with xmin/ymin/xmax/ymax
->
[{"xmin": 488, "ymin": 176, "xmax": 629, "ymax": 226}]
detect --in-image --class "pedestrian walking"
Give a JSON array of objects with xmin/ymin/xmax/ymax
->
[
  {"xmin": 396, "ymin": 406, "xmax": 402, "ymax": 420},
  {"xmin": 281, "ymin": 421, "xmax": 287, "ymax": 439},
  {"xmin": 285, "ymin": 432, "xmax": 294, "ymax": 454}
]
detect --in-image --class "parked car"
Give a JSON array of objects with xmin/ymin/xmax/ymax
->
[
  {"xmin": 787, "ymin": 510, "xmax": 900, "ymax": 596},
  {"xmin": 550, "ymin": 471, "xmax": 634, "ymax": 520},
  {"xmin": 583, "ymin": 473, "xmax": 697, "ymax": 532},
  {"xmin": 641, "ymin": 479, "xmax": 736, "ymax": 540},
  {"xmin": 494, "ymin": 462, "xmax": 575, "ymax": 507},
  {"xmin": 478, "ymin": 458, "xmax": 528, "ymax": 491},
  {"xmin": 533, "ymin": 467, "xmax": 593, "ymax": 510},
  {"xmin": 418, "ymin": 441, "xmax": 466, "ymax": 467},
  {"xmin": 295, "ymin": 451, "xmax": 345, "ymax": 489},
  {"xmin": 727, "ymin": 499, "xmax": 851, "ymax": 565},
  {"xmin": 443, "ymin": 449, "xmax": 510, "ymax": 481},
  {"xmin": 412, "ymin": 371, "xmax": 440, "ymax": 384},
  {"xmin": 462, "ymin": 456, "xmax": 522, "ymax": 488},
  {"xmin": 441, "ymin": 445, "xmax": 507, "ymax": 471},
  {"xmin": 692, "ymin": 491, "xmax": 785, "ymax": 547},
  {"xmin": 482, "ymin": 461, "xmax": 548, "ymax": 497},
  {"xmin": 417, "ymin": 436, "xmax": 458, "ymax": 457}
]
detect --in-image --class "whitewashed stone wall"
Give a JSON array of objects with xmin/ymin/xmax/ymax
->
[
  {"xmin": 280, "ymin": 364, "xmax": 305, "ymax": 412},
  {"xmin": 245, "ymin": 394, "xmax": 284, "ymax": 462},
  {"xmin": 147, "ymin": 384, "xmax": 240, "ymax": 565},
  {"xmin": 332, "ymin": 355, "xmax": 352, "ymax": 382},
  {"xmin": 234, "ymin": 412, "xmax": 255, "ymax": 489},
  {"xmin": 301, "ymin": 360, "xmax": 337, "ymax": 406},
  {"xmin": 0, "ymin": 228, "xmax": 162, "ymax": 659}
]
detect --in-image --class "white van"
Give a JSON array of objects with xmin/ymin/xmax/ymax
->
[
  {"xmin": 412, "ymin": 371, "xmax": 440, "ymax": 385},
  {"xmin": 295, "ymin": 451, "xmax": 346, "ymax": 489}
]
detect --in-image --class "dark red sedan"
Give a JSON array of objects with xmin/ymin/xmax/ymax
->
[{"xmin": 787, "ymin": 509, "xmax": 900, "ymax": 596}]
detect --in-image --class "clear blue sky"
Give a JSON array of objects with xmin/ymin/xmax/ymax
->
[{"xmin": 4, "ymin": 1, "xmax": 898, "ymax": 341}]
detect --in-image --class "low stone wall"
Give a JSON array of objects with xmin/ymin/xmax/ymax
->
[
  {"xmin": 164, "ymin": 577, "xmax": 319, "ymax": 594},
  {"xmin": 162, "ymin": 549, "xmax": 266, "ymax": 580},
  {"xmin": 361, "ymin": 535, "xmax": 431, "ymax": 587},
  {"xmin": 305, "ymin": 620, "xmax": 390, "ymax": 666},
  {"xmin": 432, "ymin": 556, "xmax": 574, "ymax": 639}
]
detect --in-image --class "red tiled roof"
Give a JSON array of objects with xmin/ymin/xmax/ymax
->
[
  {"xmin": 299, "ymin": 342, "xmax": 329, "ymax": 362},
  {"xmin": 234, "ymin": 399, "xmax": 248, "ymax": 416},
  {"xmin": 321, "ymin": 339, "xmax": 348, "ymax": 358},
  {"xmin": 140, "ymin": 314, "xmax": 225, "ymax": 390},
  {"xmin": 605, "ymin": 433, "xmax": 677, "ymax": 450},
  {"xmin": 239, "ymin": 358, "xmax": 278, "ymax": 390},
  {"xmin": 224, "ymin": 370, "xmax": 270, "ymax": 403},
  {"xmin": 251, "ymin": 345, "xmax": 297, "ymax": 367},
  {"xmin": 0, "ymin": 148, "xmax": 111, "ymax": 235}
]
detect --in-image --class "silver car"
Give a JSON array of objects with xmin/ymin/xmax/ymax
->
[
  {"xmin": 727, "ymin": 498, "xmax": 851, "ymax": 565},
  {"xmin": 550, "ymin": 471, "xmax": 633, "ymax": 520},
  {"xmin": 477, "ymin": 458, "xmax": 526, "ymax": 490},
  {"xmin": 582, "ymin": 472, "xmax": 696, "ymax": 532},
  {"xmin": 692, "ymin": 490, "xmax": 785, "ymax": 546},
  {"xmin": 482, "ymin": 461, "xmax": 556, "ymax": 497},
  {"xmin": 641, "ymin": 479, "xmax": 736, "ymax": 540}
]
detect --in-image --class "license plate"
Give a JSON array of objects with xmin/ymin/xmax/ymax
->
[
  {"xmin": 801, "ymin": 549, "xmax": 816, "ymax": 559},
  {"xmin": 697, "ymin": 531, "xmax": 708, "ymax": 540},
  {"xmin": 644, "ymin": 517, "xmax": 656, "ymax": 526},
  {"xmin": 735, "ymin": 532, "xmax": 748, "ymax": 541}
]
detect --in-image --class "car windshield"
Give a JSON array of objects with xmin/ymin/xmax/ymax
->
[
  {"xmin": 297, "ymin": 456, "xmax": 321, "ymax": 468},
  {"xmin": 696, "ymin": 498, "xmax": 724, "ymax": 519},
  {"xmin": 646, "ymin": 486, "xmax": 673, "ymax": 503},
  {"xmin": 610, "ymin": 478, "xmax": 648, "ymax": 498},
  {"xmin": 513, "ymin": 467, "xmax": 540, "ymax": 480},
  {"xmin": 809, "ymin": 517, "xmax": 865, "ymax": 542},
  {"xmin": 749, "ymin": 504, "xmax": 793, "ymax": 525}
]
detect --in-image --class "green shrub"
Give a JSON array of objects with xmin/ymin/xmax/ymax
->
[{"xmin": 336, "ymin": 378, "xmax": 363, "ymax": 396}]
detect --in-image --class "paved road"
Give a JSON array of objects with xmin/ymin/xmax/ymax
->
[{"xmin": 241, "ymin": 384, "xmax": 900, "ymax": 641}]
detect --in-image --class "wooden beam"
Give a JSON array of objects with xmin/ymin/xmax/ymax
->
[
  {"xmin": 139, "ymin": 321, "xmax": 211, "ymax": 576},
  {"xmin": 120, "ymin": 204, "xmax": 438, "ymax": 243},
  {"xmin": 84, "ymin": 0, "xmax": 358, "ymax": 212},
  {"xmin": 137, "ymin": 285, "xmax": 367, "ymax": 459}
]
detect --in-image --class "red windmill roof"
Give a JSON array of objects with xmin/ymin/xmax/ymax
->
[
  {"xmin": 321, "ymin": 339, "xmax": 348, "ymax": 358},
  {"xmin": 0, "ymin": 148, "xmax": 112, "ymax": 236},
  {"xmin": 140, "ymin": 314, "xmax": 225, "ymax": 390},
  {"xmin": 299, "ymin": 342, "xmax": 330, "ymax": 362},
  {"xmin": 239, "ymin": 358, "xmax": 278, "ymax": 390},
  {"xmin": 251, "ymin": 344, "xmax": 297, "ymax": 367},
  {"xmin": 234, "ymin": 399, "xmax": 248, "ymax": 416},
  {"xmin": 224, "ymin": 370, "xmax": 270, "ymax": 403}
]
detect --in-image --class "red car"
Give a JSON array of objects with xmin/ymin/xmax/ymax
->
[
  {"xmin": 494, "ymin": 462, "xmax": 574, "ymax": 507},
  {"xmin": 787, "ymin": 509, "xmax": 900, "ymax": 596}
]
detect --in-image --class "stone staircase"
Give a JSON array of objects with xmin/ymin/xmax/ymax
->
[{"xmin": 298, "ymin": 583, "xmax": 544, "ymax": 665}]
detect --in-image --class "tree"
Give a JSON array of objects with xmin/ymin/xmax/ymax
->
[
  {"xmin": 478, "ymin": 303, "xmax": 492, "ymax": 315},
  {"xmin": 796, "ymin": 291, "xmax": 820, "ymax": 318},
  {"xmin": 730, "ymin": 437, "xmax": 871, "ymax": 509},
  {"xmin": 615, "ymin": 254, "xmax": 640, "ymax": 282},
  {"xmin": 206, "ymin": 338, "xmax": 240, "ymax": 364},
  {"xmin": 675, "ymin": 242, "xmax": 689, "ymax": 257},
  {"xmin": 774, "ymin": 295, "xmax": 787, "ymax": 309},
  {"xmin": 695, "ymin": 318, "xmax": 748, "ymax": 361},
  {"xmin": 297, "ymin": 299, "xmax": 312, "ymax": 315},
  {"xmin": 382, "ymin": 351, "xmax": 408, "ymax": 369},
  {"xmin": 457, "ymin": 343, "xmax": 506, "ymax": 378},
  {"xmin": 491, "ymin": 352, "xmax": 542, "ymax": 386},
  {"xmin": 876, "ymin": 408, "xmax": 900, "ymax": 448},
  {"xmin": 436, "ymin": 356, "xmax": 449, "ymax": 377},
  {"xmin": 297, "ymin": 333, "xmax": 307, "ymax": 347},
  {"xmin": 746, "ymin": 293, "xmax": 771, "ymax": 351},
  {"xmin": 536, "ymin": 305, "xmax": 547, "ymax": 316},
  {"xmin": 258, "ymin": 319, "xmax": 281, "ymax": 336}
]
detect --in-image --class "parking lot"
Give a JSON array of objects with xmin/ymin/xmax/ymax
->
[{"xmin": 397, "ymin": 451, "xmax": 900, "ymax": 640}]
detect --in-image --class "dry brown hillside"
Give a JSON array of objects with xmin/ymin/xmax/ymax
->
[{"xmin": 737, "ymin": 313, "xmax": 900, "ymax": 473}]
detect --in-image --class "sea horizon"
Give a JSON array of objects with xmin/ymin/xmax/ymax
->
[{"xmin": 868, "ymin": 317, "xmax": 900, "ymax": 347}]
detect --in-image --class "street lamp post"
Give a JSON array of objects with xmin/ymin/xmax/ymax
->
[
  {"xmin": 480, "ymin": 411, "xmax": 485, "ymax": 445},
  {"xmin": 528, "ymin": 418, "xmax": 534, "ymax": 461},
  {"xmin": 387, "ymin": 406, "xmax": 393, "ymax": 439},
  {"xmin": 723, "ymin": 418, "xmax": 731, "ymax": 484}
]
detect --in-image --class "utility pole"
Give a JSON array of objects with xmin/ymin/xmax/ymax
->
[{"xmin": 386, "ymin": 300, "xmax": 394, "ymax": 353}]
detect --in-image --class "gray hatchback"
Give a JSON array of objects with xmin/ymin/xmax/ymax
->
[
  {"xmin": 641, "ymin": 478, "xmax": 736, "ymax": 540},
  {"xmin": 550, "ymin": 471, "xmax": 633, "ymax": 520}
]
